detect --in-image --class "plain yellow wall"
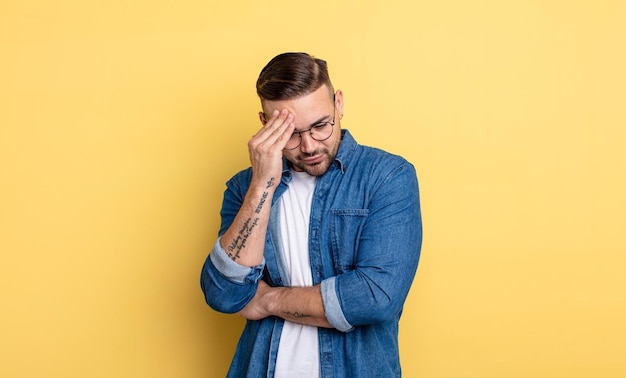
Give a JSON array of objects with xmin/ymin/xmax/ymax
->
[{"xmin": 1, "ymin": 0, "xmax": 625, "ymax": 377}]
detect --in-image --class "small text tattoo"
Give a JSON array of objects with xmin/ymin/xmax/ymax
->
[
  {"xmin": 255, "ymin": 192, "xmax": 268, "ymax": 214},
  {"xmin": 226, "ymin": 217, "xmax": 260, "ymax": 261},
  {"xmin": 284, "ymin": 311, "xmax": 310, "ymax": 319}
]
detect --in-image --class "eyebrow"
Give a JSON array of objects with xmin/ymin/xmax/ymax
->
[{"xmin": 296, "ymin": 114, "xmax": 333, "ymax": 131}]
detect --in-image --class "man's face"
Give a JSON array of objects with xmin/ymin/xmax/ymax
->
[{"xmin": 261, "ymin": 85, "xmax": 344, "ymax": 177}]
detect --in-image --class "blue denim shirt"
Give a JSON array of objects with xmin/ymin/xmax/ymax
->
[{"xmin": 201, "ymin": 130, "xmax": 422, "ymax": 377}]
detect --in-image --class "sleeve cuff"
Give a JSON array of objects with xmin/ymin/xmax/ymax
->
[
  {"xmin": 209, "ymin": 237, "xmax": 265, "ymax": 284},
  {"xmin": 321, "ymin": 277, "xmax": 354, "ymax": 332}
]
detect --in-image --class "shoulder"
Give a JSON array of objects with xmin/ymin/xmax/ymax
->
[
  {"xmin": 361, "ymin": 144, "xmax": 411, "ymax": 166},
  {"xmin": 355, "ymin": 144, "xmax": 417, "ymax": 180},
  {"xmin": 340, "ymin": 129, "xmax": 416, "ymax": 177}
]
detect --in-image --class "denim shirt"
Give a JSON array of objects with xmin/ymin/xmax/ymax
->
[{"xmin": 201, "ymin": 130, "xmax": 422, "ymax": 377}]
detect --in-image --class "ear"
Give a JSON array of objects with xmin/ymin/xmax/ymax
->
[
  {"xmin": 334, "ymin": 90, "xmax": 344, "ymax": 119},
  {"xmin": 258, "ymin": 111, "xmax": 267, "ymax": 125}
]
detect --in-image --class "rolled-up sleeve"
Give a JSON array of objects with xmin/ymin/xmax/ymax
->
[
  {"xmin": 321, "ymin": 277, "xmax": 354, "ymax": 332},
  {"xmin": 200, "ymin": 237, "xmax": 265, "ymax": 314}
]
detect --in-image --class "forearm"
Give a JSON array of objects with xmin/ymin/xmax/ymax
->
[
  {"xmin": 270, "ymin": 285, "xmax": 331, "ymax": 328},
  {"xmin": 219, "ymin": 108, "xmax": 294, "ymax": 267},
  {"xmin": 239, "ymin": 281, "xmax": 332, "ymax": 328},
  {"xmin": 219, "ymin": 176, "xmax": 277, "ymax": 267}
]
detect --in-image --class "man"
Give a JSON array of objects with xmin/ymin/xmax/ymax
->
[{"xmin": 201, "ymin": 52, "xmax": 422, "ymax": 377}]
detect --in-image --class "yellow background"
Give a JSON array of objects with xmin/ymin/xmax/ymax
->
[{"xmin": 1, "ymin": 0, "xmax": 625, "ymax": 377}]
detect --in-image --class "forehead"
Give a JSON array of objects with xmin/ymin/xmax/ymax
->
[{"xmin": 262, "ymin": 85, "xmax": 333, "ymax": 122}]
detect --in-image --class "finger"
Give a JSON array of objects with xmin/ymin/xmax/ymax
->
[
  {"xmin": 271, "ymin": 120, "xmax": 295, "ymax": 148},
  {"xmin": 267, "ymin": 110, "xmax": 292, "ymax": 136},
  {"xmin": 249, "ymin": 110, "xmax": 295, "ymax": 157},
  {"xmin": 253, "ymin": 109, "xmax": 289, "ymax": 140},
  {"xmin": 263, "ymin": 109, "xmax": 281, "ymax": 127},
  {"xmin": 252, "ymin": 109, "xmax": 280, "ymax": 138},
  {"xmin": 259, "ymin": 109, "xmax": 278, "ymax": 126},
  {"xmin": 261, "ymin": 111, "xmax": 294, "ymax": 145}
]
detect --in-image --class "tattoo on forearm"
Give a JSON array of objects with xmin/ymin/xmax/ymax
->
[
  {"xmin": 284, "ymin": 311, "xmax": 310, "ymax": 319},
  {"xmin": 255, "ymin": 192, "xmax": 268, "ymax": 214},
  {"xmin": 226, "ymin": 217, "xmax": 260, "ymax": 261},
  {"xmin": 266, "ymin": 177, "xmax": 275, "ymax": 189},
  {"xmin": 225, "ymin": 186, "xmax": 272, "ymax": 261}
]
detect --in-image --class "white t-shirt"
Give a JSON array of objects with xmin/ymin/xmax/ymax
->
[{"xmin": 274, "ymin": 170, "xmax": 320, "ymax": 378}]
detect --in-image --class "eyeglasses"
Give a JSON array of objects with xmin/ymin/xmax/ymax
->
[{"xmin": 283, "ymin": 104, "xmax": 336, "ymax": 150}]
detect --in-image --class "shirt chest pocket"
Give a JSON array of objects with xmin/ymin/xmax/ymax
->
[{"xmin": 330, "ymin": 209, "xmax": 369, "ymax": 273}]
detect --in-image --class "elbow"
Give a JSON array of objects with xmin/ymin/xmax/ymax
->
[
  {"xmin": 342, "ymin": 297, "xmax": 403, "ymax": 326},
  {"xmin": 200, "ymin": 264, "xmax": 254, "ymax": 314},
  {"xmin": 204, "ymin": 290, "xmax": 250, "ymax": 314},
  {"xmin": 361, "ymin": 297, "xmax": 402, "ymax": 324},
  {"xmin": 337, "ymin": 273, "xmax": 410, "ymax": 326}
]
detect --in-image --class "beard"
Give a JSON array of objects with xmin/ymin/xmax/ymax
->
[{"xmin": 291, "ymin": 153, "xmax": 334, "ymax": 177}]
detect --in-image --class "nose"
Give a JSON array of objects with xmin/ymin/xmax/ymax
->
[{"xmin": 299, "ymin": 131, "xmax": 317, "ymax": 153}]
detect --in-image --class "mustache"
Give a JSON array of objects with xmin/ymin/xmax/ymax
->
[{"xmin": 298, "ymin": 150, "xmax": 324, "ymax": 158}]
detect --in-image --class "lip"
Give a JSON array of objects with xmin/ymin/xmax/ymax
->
[{"xmin": 301, "ymin": 154, "xmax": 324, "ymax": 165}]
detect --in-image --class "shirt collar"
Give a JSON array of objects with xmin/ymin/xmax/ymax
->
[{"xmin": 334, "ymin": 129, "xmax": 357, "ymax": 174}]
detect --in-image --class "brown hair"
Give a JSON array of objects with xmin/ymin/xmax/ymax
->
[{"xmin": 256, "ymin": 52, "xmax": 334, "ymax": 101}]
